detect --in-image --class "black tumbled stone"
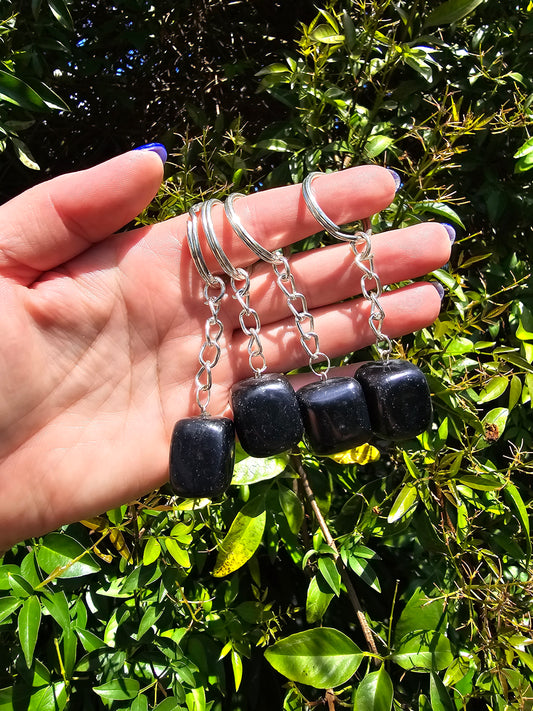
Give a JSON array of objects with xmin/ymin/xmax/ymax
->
[
  {"xmin": 169, "ymin": 416, "xmax": 235, "ymax": 498},
  {"xmin": 296, "ymin": 377, "xmax": 371, "ymax": 455},
  {"xmin": 231, "ymin": 373, "xmax": 304, "ymax": 457},
  {"xmin": 354, "ymin": 360, "xmax": 432, "ymax": 440}
]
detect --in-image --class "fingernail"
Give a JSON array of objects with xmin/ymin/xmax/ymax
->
[
  {"xmin": 133, "ymin": 142, "xmax": 167, "ymax": 163},
  {"xmin": 441, "ymin": 223, "xmax": 456, "ymax": 243},
  {"xmin": 430, "ymin": 281, "xmax": 445, "ymax": 300},
  {"xmin": 386, "ymin": 168, "xmax": 402, "ymax": 192}
]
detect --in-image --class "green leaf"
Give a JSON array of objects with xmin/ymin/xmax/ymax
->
[
  {"xmin": 278, "ymin": 485, "xmax": 304, "ymax": 535},
  {"xmin": 388, "ymin": 483, "xmax": 418, "ymax": 523},
  {"xmin": 265, "ymin": 628, "xmax": 363, "ymax": 688},
  {"xmin": 213, "ymin": 496, "xmax": 266, "ymax": 577},
  {"xmin": 395, "ymin": 589, "xmax": 446, "ymax": 642},
  {"xmin": 36, "ymin": 533, "xmax": 101, "ymax": 579},
  {"xmin": 232, "ymin": 455, "xmax": 287, "ymax": 485},
  {"xmin": 47, "ymin": 0, "xmax": 74, "ymax": 30},
  {"xmin": 154, "ymin": 699, "xmax": 184, "ymax": 711},
  {"xmin": 365, "ymin": 135, "xmax": 394, "ymax": 159},
  {"xmin": 348, "ymin": 558, "xmax": 381, "ymax": 593},
  {"xmin": 504, "ymin": 483, "xmax": 531, "ymax": 558},
  {"xmin": 42, "ymin": 591, "xmax": 70, "ymax": 630},
  {"xmin": 143, "ymin": 537, "xmax": 161, "ymax": 566},
  {"xmin": 392, "ymin": 631, "xmax": 453, "ymax": 672},
  {"xmin": 74, "ymin": 627, "xmax": 106, "ymax": 653},
  {"xmin": 309, "ymin": 24, "xmax": 345, "ymax": 44},
  {"xmin": 514, "ymin": 137, "xmax": 533, "ymax": 172},
  {"xmin": 413, "ymin": 201, "xmax": 465, "ymax": 228},
  {"xmin": 477, "ymin": 376, "xmax": 508, "ymax": 404},
  {"xmin": 93, "ymin": 678, "xmax": 140, "ymax": 701},
  {"xmin": 306, "ymin": 576, "xmax": 334, "ymax": 623},
  {"xmin": 131, "ymin": 694, "xmax": 149, "ymax": 711},
  {"xmin": 0, "ymin": 597, "xmax": 22, "ymax": 623},
  {"xmin": 318, "ymin": 557, "xmax": 341, "ymax": 596},
  {"xmin": 165, "ymin": 538, "xmax": 190, "ymax": 568},
  {"xmin": 18, "ymin": 596, "xmax": 41, "ymax": 667},
  {"xmin": 0, "ymin": 70, "xmax": 47, "ymax": 112},
  {"xmin": 354, "ymin": 666, "xmax": 394, "ymax": 711},
  {"xmin": 456, "ymin": 473, "xmax": 503, "ymax": 491},
  {"xmin": 424, "ymin": 0, "xmax": 484, "ymax": 27},
  {"xmin": 231, "ymin": 649, "xmax": 243, "ymax": 691},
  {"xmin": 430, "ymin": 672, "xmax": 455, "ymax": 711},
  {"xmin": 137, "ymin": 605, "xmax": 162, "ymax": 640}
]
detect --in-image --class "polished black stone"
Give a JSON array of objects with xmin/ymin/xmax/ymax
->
[
  {"xmin": 354, "ymin": 360, "xmax": 432, "ymax": 440},
  {"xmin": 296, "ymin": 377, "xmax": 372, "ymax": 455},
  {"xmin": 231, "ymin": 373, "xmax": 304, "ymax": 457},
  {"xmin": 169, "ymin": 416, "xmax": 235, "ymax": 498}
]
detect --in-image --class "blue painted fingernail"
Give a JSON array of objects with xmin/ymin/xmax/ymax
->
[
  {"xmin": 386, "ymin": 168, "xmax": 402, "ymax": 192},
  {"xmin": 133, "ymin": 142, "xmax": 167, "ymax": 164},
  {"xmin": 441, "ymin": 223, "xmax": 456, "ymax": 243},
  {"xmin": 430, "ymin": 281, "xmax": 445, "ymax": 300}
]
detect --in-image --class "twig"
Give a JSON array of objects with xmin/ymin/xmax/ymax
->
[{"xmin": 290, "ymin": 454, "xmax": 379, "ymax": 659}]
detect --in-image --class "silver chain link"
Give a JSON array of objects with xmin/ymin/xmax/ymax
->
[
  {"xmin": 351, "ymin": 230, "xmax": 392, "ymax": 360},
  {"xmin": 194, "ymin": 278, "xmax": 226, "ymax": 413},
  {"xmin": 231, "ymin": 271, "xmax": 267, "ymax": 377},
  {"xmin": 272, "ymin": 254, "xmax": 331, "ymax": 380}
]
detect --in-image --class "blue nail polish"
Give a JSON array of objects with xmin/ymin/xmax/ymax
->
[
  {"xmin": 133, "ymin": 142, "xmax": 167, "ymax": 164},
  {"xmin": 430, "ymin": 281, "xmax": 445, "ymax": 300},
  {"xmin": 386, "ymin": 168, "xmax": 402, "ymax": 192},
  {"xmin": 441, "ymin": 223, "xmax": 456, "ymax": 243}
]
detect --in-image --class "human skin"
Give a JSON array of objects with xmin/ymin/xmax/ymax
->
[{"xmin": 0, "ymin": 151, "xmax": 451, "ymax": 550}]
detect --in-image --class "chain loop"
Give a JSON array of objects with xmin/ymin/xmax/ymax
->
[
  {"xmin": 350, "ymin": 235, "xmax": 392, "ymax": 360},
  {"xmin": 274, "ymin": 254, "xmax": 330, "ymax": 379},
  {"xmin": 202, "ymin": 199, "xmax": 267, "ymax": 377},
  {"xmin": 302, "ymin": 171, "xmax": 392, "ymax": 361}
]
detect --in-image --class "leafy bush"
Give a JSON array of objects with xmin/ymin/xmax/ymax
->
[{"xmin": 1, "ymin": 1, "xmax": 533, "ymax": 709}]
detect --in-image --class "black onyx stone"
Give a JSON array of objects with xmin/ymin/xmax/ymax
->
[
  {"xmin": 296, "ymin": 377, "xmax": 372, "ymax": 455},
  {"xmin": 231, "ymin": 373, "xmax": 304, "ymax": 458},
  {"xmin": 169, "ymin": 417, "xmax": 235, "ymax": 498},
  {"xmin": 354, "ymin": 360, "xmax": 432, "ymax": 440}
]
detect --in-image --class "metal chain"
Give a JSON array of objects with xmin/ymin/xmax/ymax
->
[
  {"xmin": 350, "ymin": 230, "xmax": 392, "ymax": 360},
  {"xmin": 272, "ymin": 253, "xmax": 331, "ymax": 380},
  {"xmin": 230, "ymin": 271, "xmax": 267, "ymax": 377},
  {"xmin": 194, "ymin": 278, "xmax": 226, "ymax": 414}
]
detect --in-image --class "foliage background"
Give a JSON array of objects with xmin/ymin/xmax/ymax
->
[{"xmin": 1, "ymin": 0, "xmax": 533, "ymax": 709}]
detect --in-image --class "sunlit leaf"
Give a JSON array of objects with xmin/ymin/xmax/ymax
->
[
  {"xmin": 93, "ymin": 679, "xmax": 140, "ymax": 701},
  {"xmin": 142, "ymin": 538, "xmax": 161, "ymax": 567},
  {"xmin": 392, "ymin": 631, "xmax": 453, "ymax": 672},
  {"xmin": 265, "ymin": 628, "xmax": 363, "ymax": 688},
  {"xmin": 18, "ymin": 596, "xmax": 41, "ymax": 667},
  {"xmin": 318, "ymin": 557, "xmax": 341, "ymax": 596},
  {"xmin": 388, "ymin": 483, "xmax": 418, "ymax": 523},
  {"xmin": 354, "ymin": 666, "xmax": 394, "ymax": 711},
  {"xmin": 424, "ymin": 0, "xmax": 484, "ymax": 27},
  {"xmin": 232, "ymin": 455, "xmax": 287, "ymax": 485},
  {"xmin": 309, "ymin": 24, "xmax": 344, "ymax": 44},
  {"xmin": 213, "ymin": 496, "xmax": 266, "ymax": 577},
  {"xmin": 36, "ymin": 533, "xmax": 100, "ymax": 579},
  {"xmin": 430, "ymin": 671, "xmax": 455, "ymax": 711},
  {"xmin": 413, "ymin": 201, "xmax": 465, "ymax": 228},
  {"xmin": 306, "ymin": 576, "xmax": 334, "ymax": 623}
]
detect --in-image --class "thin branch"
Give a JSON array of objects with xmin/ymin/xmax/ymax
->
[{"xmin": 291, "ymin": 454, "xmax": 379, "ymax": 659}]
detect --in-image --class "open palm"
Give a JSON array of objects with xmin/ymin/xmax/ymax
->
[{"xmin": 0, "ymin": 150, "xmax": 451, "ymax": 549}]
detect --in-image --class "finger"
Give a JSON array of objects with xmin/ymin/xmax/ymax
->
[
  {"xmin": 0, "ymin": 149, "xmax": 164, "ymax": 284},
  {"xmin": 229, "ymin": 282, "xmax": 442, "ymax": 381},
  {"xmin": 221, "ymin": 221, "xmax": 450, "ymax": 326},
  {"xmin": 144, "ymin": 164, "xmax": 397, "ymax": 274}
]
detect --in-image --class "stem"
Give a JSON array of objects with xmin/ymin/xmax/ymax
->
[{"xmin": 290, "ymin": 454, "xmax": 379, "ymax": 659}]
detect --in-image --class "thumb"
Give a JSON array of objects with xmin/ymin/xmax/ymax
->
[{"xmin": 0, "ymin": 146, "xmax": 166, "ymax": 284}]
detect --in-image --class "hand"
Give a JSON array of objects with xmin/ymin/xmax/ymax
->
[{"xmin": 0, "ymin": 150, "xmax": 451, "ymax": 549}]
